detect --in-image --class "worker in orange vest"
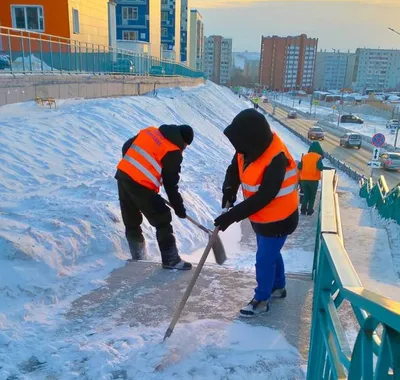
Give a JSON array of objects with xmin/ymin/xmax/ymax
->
[
  {"xmin": 214, "ymin": 109, "xmax": 299, "ymax": 317},
  {"xmin": 115, "ymin": 125, "xmax": 194, "ymax": 270},
  {"xmin": 298, "ymin": 142, "xmax": 324, "ymax": 216}
]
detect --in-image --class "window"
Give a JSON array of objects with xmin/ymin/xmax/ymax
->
[
  {"xmin": 161, "ymin": 28, "xmax": 168, "ymax": 37},
  {"xmin": 122, "ymin": 7, "xmax": 138, "ymax": 21},
  {"xmin": 123, "ymin": 31, "xmax": 138, "ymax": 40},
  {"xmin": 162, "ymin": 11, "xmax": 169, "ymax": 22},
  {"xmin": 72, "ymin": 9, "xmax": 80, "ymax": 34},
  {"xmin": 162, "ymin": 0, "xmax": 168, "ymax": 5},
  {"xmin": 12, "ymin": 6, "xmax": 44, "ymax": 31}
]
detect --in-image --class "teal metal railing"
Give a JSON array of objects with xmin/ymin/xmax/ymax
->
[
  {"xmin": 0, "ymin": 26, "xmax": 204, "ymax": 78},
  {"xmin": 308, "ymin": 170, "xmax": 400, "ymax": 379},
  {"xmin": 360, "ymin": 176, "xmax": 400, "ymax": 225}
]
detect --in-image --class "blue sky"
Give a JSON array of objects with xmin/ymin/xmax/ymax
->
[{"xmin": 192, "ymin": 0, "xmax": 400, "ymax": 52}]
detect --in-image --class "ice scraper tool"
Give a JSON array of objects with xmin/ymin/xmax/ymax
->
[
  {"xmin": 162, "ymin": 198, "xmax": 227, "ymax": 265},
  {"xmin": 162, "ymin": 226, "xmax": 221, "ymax": 342}
]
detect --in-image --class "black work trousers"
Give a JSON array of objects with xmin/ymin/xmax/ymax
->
[{"xmin": 117, "ymin": 179, "xmax": 179, "ymax": 265}]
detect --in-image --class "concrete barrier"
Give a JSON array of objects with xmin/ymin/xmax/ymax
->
[{"xmin": 0, "ymin": 74, "xmax": 204, "ymax": 106}]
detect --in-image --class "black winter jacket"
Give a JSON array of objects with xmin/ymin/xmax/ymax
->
[
  {"xmin": 115, "ymin": 125, "xmax": 186, "ymax": 215},
  {"xmin": 222, "ymin": 109, "xmax": 299, "ymax": 237}
]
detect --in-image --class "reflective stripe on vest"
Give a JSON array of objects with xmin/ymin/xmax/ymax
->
[
  {"xmin": 241, "ymin": 168, "xmax": 298, "ymax": 196},
  {"xmin": 117, "ymin": 126, "xmax": 180, "ymax": 191},
  {"xmin": 123, "ymin": 153, "xmax": 162, "ymax": 188},
  {"xmin": 238, "ymin": 133, "xmax": 299, "ymax": 224}
]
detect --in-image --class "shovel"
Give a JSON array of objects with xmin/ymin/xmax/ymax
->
[{"xmin": 163, "ymin": 198, "xmax": 227, "ymax": 265}]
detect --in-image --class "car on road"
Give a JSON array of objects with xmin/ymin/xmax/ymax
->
[
  {"xmin": 113, "ymin": 59, "xmax": 135, "ymax": 74},
  {"xmin": 386, "ymin": 119, "xmax": 399, "ymax": 129},
  {"xmin": 308, "ymin": 126, "xmax": 324, "ymax": 141},
  {"xmin": 379, "ymin": 152, "xmax": 400, "ymax": 171},
  {"xmin": 149, "ymin": 66, "xmax": 165, "ymax": 76},
  {"xmin": 288, "ymin": 110, "xmax": 297, "ymax": 119},
  {"xmin": 340, "ymin": 114, "xmax": 364, "ymax": 124},
  {"xmin": 339, "ymin": 132, "xmax": 362, "ymax": 149},
  {"xmin": 262, "ymin": 97, "xmax": 268, "ymax": 103},
  {"xmin": 0, "ymin": 54, "xmax": 11, "ymax": 70}
]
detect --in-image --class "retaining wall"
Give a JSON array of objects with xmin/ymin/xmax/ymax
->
[{"xmin": 0, "ymin": 74, "xmax": 204, "ymax": 106}]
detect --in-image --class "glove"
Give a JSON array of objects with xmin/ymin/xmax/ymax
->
[
  {"xmin": 222, "ymin": 188, "xmax": 236, "ymax": 209},
  {"xmin": 173, "ymin": 205, "xmax": 187, "ymax": 219},
  {"xmin": 214, "ymin": 210, "xmax": 237, "ymax": 232}
]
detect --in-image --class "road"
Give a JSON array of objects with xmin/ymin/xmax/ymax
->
[{"xmin": 261, "ymin": 103, "xmax": 400, "ymax": 189}]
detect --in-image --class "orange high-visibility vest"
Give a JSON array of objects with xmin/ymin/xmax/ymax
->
[
  {"xmin": 299, "ymin": 152, "xmax": 322, "ymax": 181},
  {"xmin": 117, "ymin": 127, "xmax": 180, "ymax": 192},
  {"xmin": 238, "ymin": 133, "xmax": 299, "ymax": 224}
]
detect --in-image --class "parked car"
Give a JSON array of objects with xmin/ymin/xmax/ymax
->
[
  {"xmin": 0, "ymin": 54, "xmax": 11, "ymax": 70},
  {"xmin": 340, "ymin": 114, "xmax": 364, "ymax": 124},
  {"xmin": 308, "ymin": 126, "xmax": 324, "ymax": 141},
  {"xmin": 386, "ymin": 119, "xmax": 399, "ymax": 129},
  {"xmin": 149, "ymin": 66, "xmax": 165, "ymax": 76},
  {"xmin": 339, "ymin": 132, "xmax": 362, "ymax": 149},
  {"xmin": 288, "ymin": 110, "xmax": 298, "ymax": 119},
  {"xmin": 262, "ymin": 97, "xmax": 268, "ymax": 103},
  {"xmin": 113, "ymin": 59, "xmax": 135, "ymax": 74},
  {"xmin": 379, "ymin": 152, "xmax": 400, "ymax": 171}
]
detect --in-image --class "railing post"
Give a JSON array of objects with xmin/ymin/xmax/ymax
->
[
  {"xmin": 7, "ymin": 29, "xmax": 13, "ymax": 75},
  {"xmin": 28, "ymin": 31, "xmax": 32, "ymax": 73},
  {"xmin": 49, "ymin": 38, "xmax": 54, "ymax": 72},
  {"xmin": 39, "ymin": 33, "xmax": 44, "ymax": 73},
  {"xmin": 20, "ymin": 30, "xmax": 25, "ymax": 73}
]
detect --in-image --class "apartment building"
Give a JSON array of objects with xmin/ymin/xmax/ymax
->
[
  {"xmin": 180, "ymin": 0, "xmax": 190, "ymax": 63},
  {"xmin": 204, "ymin": 35, "xmax": 232, "ymax": 85},
  {"xmin": 353, "ymin": 48, "xmax": 400, "ymax": 91},
  {"xmin": 314, "ymin": 50, "xmax": 356, "ymax": 90},
  {"xmin": 0, "ymin": 0, "xmax": 110, "ymax": 46},
  {"xmin": 189, "ymin": 9, "xmax": 204, "ymax": 71},
  {"xmin": 259, "ymin": 34, "xmax": 318, "ymax": 92},
  {"xmin": 161, "ymin": 0, "xmax": 181, "ymax": 61},
  {"xmin": 114, "ymin": 0, "xmax": 161, "ymax": 57}
]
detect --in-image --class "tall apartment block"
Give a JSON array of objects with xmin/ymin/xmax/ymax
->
[
  {"xmin": 180, "ymin": 0, "xmax": 190, "ymax": 63},
  {"xmin": 115, "ymin": 0, "xmax": 161, "ymax": 57},
  {"xmin": 259, "ymin": 34, "xmax": 318, "ymax": 92},
  {"xmin": 204, "ymin": 35, "xmax": 233, "ymax": 85},
  {"xmin": 314, "ymin": 50, "xmax": 356, "ymax": 91},
  {"xmin": 189, "ymin": 10, "xmax": 204, "ymax": 71},
  {"xmin": 161, "ymin": 0, "xmax": 181, "ymax": 61},
  {"xmin": 353, "ymin": 48, "xmax": 400, "ymax": 91}
]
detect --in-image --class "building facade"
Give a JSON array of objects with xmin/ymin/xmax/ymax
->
[
  {"xmin": 204, "ymin": 35, "xmax": 232, "ymax": 85},
  {"xmin": 161, "ymin": 0, "xmax": 181, "ymax": 61},
  {"xmin": 353, "ymin": 48, "xmax": 400, "ymax": 91},
  {"xmin": 0, "ymin": 0, "xmax": 110, "ymax": 45},
  {"xmin": 189, "ymin": 9, "xmax": 204, "ymax": 71},
  {"xmin": 314, "ymin": 50, "xmax": 356, "ymax": 90},
  {"xmin": 259, "ymin": 34, "xmax": 318, "ymax": 92},
  {"xmin": 115, "ymin": 0, "xmax": 160, "ymax": 57},
  {"xmin": 180, "ymin": 0, "xmax": 190, "ymax": 63}
]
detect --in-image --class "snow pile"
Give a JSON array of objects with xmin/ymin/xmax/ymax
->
[
  {"xmin": 0, "ymin": 82, "xmax": 313, "ymax": 378},
  {"xmin": 10, "ymin": 54, "xmax": 54, "ymax": 72}
]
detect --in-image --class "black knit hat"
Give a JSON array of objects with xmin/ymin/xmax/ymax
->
[{"xmin": 180, "ymin": 125, "xmax": 194, "ymax": 145}]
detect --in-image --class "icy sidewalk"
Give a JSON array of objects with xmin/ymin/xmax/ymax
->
[
  {"xmin": 337, "ymin": 190, "xmax": 400, "ymax": 302},
  {"xmin": 62, "ymin": 261, "xmax": 311, "ymax": 379}
]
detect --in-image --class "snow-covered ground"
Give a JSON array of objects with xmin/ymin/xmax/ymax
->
[
  {"xmin": 274, "ymin": 95, "xmax": 400, "ymax": 146},
  {"xmin": 1, "ymin": 81, "xmax": 398, "ymax": 379}
]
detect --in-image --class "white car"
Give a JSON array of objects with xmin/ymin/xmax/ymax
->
[{"xmin": 386, "ymin": 119, "xmax": 399, "ymax": 129}]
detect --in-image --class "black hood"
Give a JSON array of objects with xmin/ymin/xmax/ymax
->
[
  {"xmin": 159, "ymin": 124, "xmax": 185, "ymax": 150},
  {"xmin": 224, "ymin": 109, "xmax": 273, "ymax": 162}
]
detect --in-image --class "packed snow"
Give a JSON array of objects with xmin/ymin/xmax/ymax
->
[{"xmin": 1, "ymin": 80, "xmax": 398, "ymax": 379}]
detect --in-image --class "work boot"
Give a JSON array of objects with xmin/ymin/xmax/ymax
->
[
  {"xmin": 271, "ymin": 288, "xmax": 287, "ymax": 299},
  {"xmin": 162, "ymin": 258, "xmax": 192, "ymax": 270},
  {"xmin": 300, "ymin": 208, "xmax": 307, "ymax": 216},
  {"xmin": 239, "ymin": 298, "xmax": 270, "ymax": 318},
  {"xmin": 307, "ymin": 209, "xmax": 315, "ymax": 216},
  {"xmin": 127, "ymin": 240, "xmax": 147, "ymax": 261}
]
